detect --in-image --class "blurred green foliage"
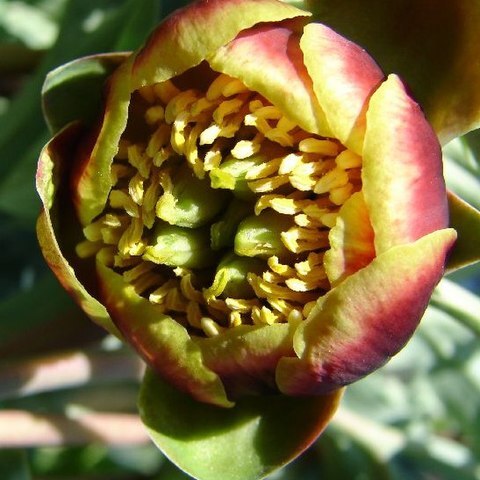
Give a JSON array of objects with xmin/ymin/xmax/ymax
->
[{"xmin": 0, "ymin": 0, "xmax": 479, "ymax": 479}]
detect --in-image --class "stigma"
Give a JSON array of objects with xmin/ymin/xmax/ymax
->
[{"xmin": 76, "ymin": 72, "xmax": 363, "ymax": 337}]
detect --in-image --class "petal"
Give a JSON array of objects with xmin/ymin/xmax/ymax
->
[
  {"xmin": 75, "ymin": 0, "xmax": 309, "ymax": 226},
  {"xmin": 363, "ymin": 74, "xmax": 449, "ymax": 254},
  {"xmin": 208, "ymin": 21, "xmax": 332, "ymax": 136},
  {"xmin": 196, "ymin": 321, "xmax": 298, "ymax": 398},
  {"xmin": 131, "ymin": 0, "xmax": 309, "ymax": 89},
  {"xmin": 96, "ymin": 262, "xmax": 233, "ymax": 408},
  {"xmin": 35, "ymin": 123, "xmax": 119, "ymax": 336},
  {"xmin": 324, "ymin": 192, "xmax": 376, "ymax": 287},
  {"xmin": 276, "ymin": 228, "xmax": 456, "ymax": 395},
  {"xmin": 300, "ymin": 22, "xmax": 384, "ymax": 153}
]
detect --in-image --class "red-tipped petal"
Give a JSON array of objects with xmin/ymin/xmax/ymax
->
[
  {"xmin": 208, "ymin": 22, "xmax": 331, "ymax": 136},
  {"xmin": 276, "ymin": 228, "xmax": 456, "ymax": 395},
  {"xmin": 96, "ymin": 262, "xmax": 233, "ymax": 408},
  {"xmin": 300, "ymin": 23, "xmax": 384, "ymax": 153},
  {"xmin": 196, "ymin": 322, "xmax": 298, "ymax": 398},
  {"xmin": 131, "ymin": 0, "xmax": 308, "ymax": 89},
  {"xmin": 363, "ymin": 74, "xmax": 449, "ymax": 254}
]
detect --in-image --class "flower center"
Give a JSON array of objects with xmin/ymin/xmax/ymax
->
[{"xmin": 77, "ymin": 73, "xmax": 363, "ymax": 337}]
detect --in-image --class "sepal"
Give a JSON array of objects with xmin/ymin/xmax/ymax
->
[
  {"xmin": 139, "ymin": 368, "xmax": 342, "ymax": 480},
  {"xmin": 42, "ymin": 53, "xmax": 129, "ymax": 134}
]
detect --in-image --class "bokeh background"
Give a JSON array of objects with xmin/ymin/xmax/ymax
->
[{"xmin": 0, "ymin": 0, "xmax": 479, "ymax": 478}]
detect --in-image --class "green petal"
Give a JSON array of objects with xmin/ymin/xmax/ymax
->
[
  {"xmin": 139, "ymin": 368, "xmax": 342, "ymax": 480},
  {"xmin": 130, "ymin": 0, "xmax": 309, "ymax": 89},
  {"xmin": 96, "ymin": 262, "xmax": 232, "ymax": 408},
  {"xmin": 73, "ymin": 58, "xmax": 133, "ymax": 225},
  {"xmin": 41, "ymin": 53, "xmax": 129, "ymax": 135},
  {"xmin": 35, "ymin": 123, "xmax": 119, "ymax": 336},
  {"xmin": 446, "ymin": 190, "xmax": 480, "ymax": 272},
  {"xmin": 305, "ymin": 0, "xmax": 480, "ymax": 143}
]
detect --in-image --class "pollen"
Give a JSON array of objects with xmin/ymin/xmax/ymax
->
[{"xmin": 78, "ymin": 71, "xmax": 364, "ymax": 336}]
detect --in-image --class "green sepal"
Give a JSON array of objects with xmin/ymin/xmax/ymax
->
[
  {"xmin": 446, "ymin": 190, "xmax": 480, "ymax": 272},
  {"xmin": 139, "ymin": 368, "xmax": 342, "ymax": 480},
  {"xmin": 36, "ymin": 122, "xmax": 120, "ymax": 337},
  {"xmin": 42, "ymin": 53, "xmax": 129, "ymax": 135}
]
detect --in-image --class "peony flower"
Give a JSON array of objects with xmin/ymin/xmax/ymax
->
[{"xmin": 36, "ymin": 0, "xmax": 456, "ymax": 470}]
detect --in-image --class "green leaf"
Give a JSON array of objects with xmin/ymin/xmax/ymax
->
[
  {"xmin": 139, "ymin": 369, "xmax": 341, "ymax": 480},
  {"xmin": 0, "ymin": 450, "xmax": 31, "ymax": 480},
  {"xmin": 0, "ymin": 134, "xmax": 47, "ymax": 225},
  {"xmin": 42, "ymin": 53, "xmax": 128, "ymax": 134},
  {"xmin": 0, "ymin": 0, "xmax": 163, "ymax": 223},
  {"xmin": 0, "ymin": 272, "xmax": 101, "ymax": 358},
  {"xmin": 446, "ymin": 191, "xmax": 480, "ymax": 272}
]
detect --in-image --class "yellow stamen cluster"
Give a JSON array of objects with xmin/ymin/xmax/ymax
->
[{"xmin": 77, "ymin": 72, "xmax": 362, "ymax": 337}]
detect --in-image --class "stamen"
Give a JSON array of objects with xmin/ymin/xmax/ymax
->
[
  {"xmin": 314, "ymin": 168, "xmax": 349, "ymax": 194},
  {"xmin": 281, "ymin": 227, "xmax": 330, "ymax": 253},
  {"xmin": 123, "ymin": 262, "xmax": 155, "ymax": 283},
  {"xmin": 336, "ymin": 149, "xmax": 362, "ymax": 169},
  {"xmin": 187, "ymin": 301, "xmax": 203, "ymax": 329},
  {"xmin": 145, "ymin": 105, "xmax": 165, "ymax": 125},
  {"xmin": 128, "ymin": 172, "xmax": 145, "ymax": 205},
  {"xmin": 149, "ymin": 279, "xmax": 177, "ymax": 304},
  {"xmin": 165, "ymin": 89, "xmax": 198, "ymax": 124},
  {"xmin": 153, "ymin": 80, "xmax": 181, "ymax": 104},
  {"xmin": 146, "ymin": 124, "xmax": 170, "ymax": 159},
  {"xmin": 109, "ymin": 190, "xmax": 140, "ymax": 218},
  {"xmin": 128, "ymin": 144, "xmax": 151, "ymax": 179},
  {"xmin": 201, "ymin": 317, "xmax": 225, "ymax": 337},
  {"xmin": 76, "ymin": 240, "xmax": 102, "ymax": 258},
  {"xmin": 299, "ymin": 138, "xmax": 340, "ymax": 156},
  {"xmin": 329, "ymin": 183, "xmax": 354, "ymax": 206},
  {"xmin": 247, "ymin": 174, "xmax": 290, "ymax": 193},
  {"xmin": 206, "ymin": 74, "xmax": 235, "ymax": 100},
  {"xmin": 231, "ymin": 134, "xmax": 262, "ymax": 159},
  {"xmin": 213, "ymin": 97, "xmax": 245, "ymax": 124},
  {"xmin": 78, "ymin": 69, "xmax": 366, "ymax": 335}
]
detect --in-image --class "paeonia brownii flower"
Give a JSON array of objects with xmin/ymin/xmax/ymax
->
[{"xmin": 36, "ymin": 0, "xmax": 455, "ymax": 462}]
